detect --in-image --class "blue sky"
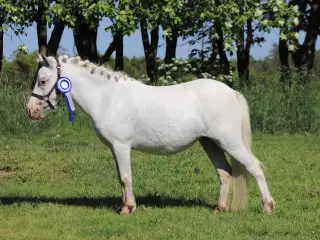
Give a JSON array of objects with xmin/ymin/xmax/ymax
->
[{"xmin": 4, "ymin": 19, "xmax": 320, "ymax": 60}]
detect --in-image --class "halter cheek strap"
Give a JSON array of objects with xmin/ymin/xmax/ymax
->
[{"xmin": 31, "ymin": 85, "xmax": 57, "ymax": 109}]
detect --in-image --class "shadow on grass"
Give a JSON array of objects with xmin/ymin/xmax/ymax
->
[{"xmin": 0, "ymin": 195, "xmax": 215, "ymax": 212}]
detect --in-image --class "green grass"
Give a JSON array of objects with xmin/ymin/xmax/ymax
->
[{"xmin": 0, "ymin": 127, "xmax": 319, "ymax": 239}]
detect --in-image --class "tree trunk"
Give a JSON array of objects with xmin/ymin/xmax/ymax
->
[
  {"xmin": 115, "ymin": 31, "xmax": 124, "ymax": 71},
  {"xmin": 0, "ymin": 26, "xmax": 3, "ymax": 80},
  {"xmin": 140, "ymin": 20, "xmax": 159, "ymax": 85},
  {"xmin": 216, "ymin": 23, "xmax": 229, "ymax": 74},
  {"xmin": 215, "ymin": 22, "xmax": 231, "ymax": 87},
  {"xmin": 304, "ymin": 0, "xmax": 319, "ymax": 70},
  {"xmin": 291, "ymin": 0, "xmax": 319, "ymax": 70},
  {"xmin": 279, "ymin": 0, "xmax": 297, "ymax": 75},
  {"xmin": 100, "ymin": 39, "xmax": 116, "ymax": 64},
  {"xmin": 214, "ymin": 0, "xmax": 231, "ymax": 86},
  {"xmin": 73, "ymin": 19, "xmax": 99, "ymax": 62},
  {"xmin": 279, "ymin": 38, "xmax": 291, "ymax": 86},
  {"xmin": 164, "ymin": 27, "xmax": 178, "ymax": 63},
  {"xmin": 36, "ymin": 3, "xmax": 47, "ymax": 56},
  {"xmin": 236, "ymin": 31, "xmax": 247, "ymax": 88},
  {"xmin": 237, "ymin": 19, "xmax": 252, "ymax": 88},
  {"xmin": 47, "ymin": 22, "xmax": 65, "ymax": 57},
  {"xmin": 287, "ymin": 0, "xmax": 320, "ymax": 85},
  {"xmin": 209, "ymin": 36, "xmax": 219, "ymax": 65}
]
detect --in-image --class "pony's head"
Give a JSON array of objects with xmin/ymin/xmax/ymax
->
[{"xmin": 26, "ymin": 53, "xmax": 62, "ymax": 120}]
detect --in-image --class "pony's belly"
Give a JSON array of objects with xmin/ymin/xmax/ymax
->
[
  {"xmin": 132, "ymin": 119, "xmax": 206, "ymax": 155},
  {"xmin": 132, "ymin": 138, "xmax": 199, "ymax": 155}
]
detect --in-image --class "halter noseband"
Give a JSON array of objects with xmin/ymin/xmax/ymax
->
[{"xmin": 31, "ymin": 57, "xmax": 62, "ymax": 109}]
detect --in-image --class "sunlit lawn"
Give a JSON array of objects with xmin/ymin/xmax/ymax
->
[{"xmin": 0, "ymin": 128, "xmax": 319, "ymax": 239}]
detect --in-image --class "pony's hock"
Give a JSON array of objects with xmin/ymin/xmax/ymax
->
[{"xmin": 26, "ymin": 54, "xmax": 275, "ymax": 215}]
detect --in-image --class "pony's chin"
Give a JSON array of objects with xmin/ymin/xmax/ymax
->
[{"xmin": 28, "ymin": 114, "xmax": 45, "ymax": 120}]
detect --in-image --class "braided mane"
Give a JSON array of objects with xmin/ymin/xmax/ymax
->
[{"xmin": 58, "ymin": 55, "xmax": 133, "ymax": 82}]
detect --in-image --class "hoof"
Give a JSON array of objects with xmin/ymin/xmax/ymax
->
[
  {"xmin": 120, "ymin": 204, "xmax": 136, "ymax": 216},
  {"xmin": 263, "ymin": 199, "xmax": 275, "ymax": 214},
  {"xmin": 213, "ymin": 205, "xmax": 228, "ymax": 214}
]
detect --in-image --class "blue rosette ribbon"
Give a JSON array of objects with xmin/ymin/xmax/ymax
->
[{"xmin": 56, "ymin": 77, "xmax": 75, "ymax": 121}]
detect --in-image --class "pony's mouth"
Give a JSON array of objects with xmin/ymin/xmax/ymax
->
[{"xmin": 27, "ymin": 109, "xmax": 45, "ymax": 120}]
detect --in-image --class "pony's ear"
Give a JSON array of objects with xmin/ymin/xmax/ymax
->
[{"xmin": 37, "ymin": 52, "xmax": 50, "ymax": 67}]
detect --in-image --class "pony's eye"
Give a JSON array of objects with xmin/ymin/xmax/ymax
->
[{"xmin": 40, "ymin": 80, "xmax": 46, "ymax": 85}]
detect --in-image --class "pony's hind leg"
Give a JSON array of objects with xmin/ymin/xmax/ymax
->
[
  {"xmin": 226, "ymin": 143, "xmax": 275, "ymax": 213},
  {"xmin": 200, "ymin": 137, "xmax": 232, "ymax": 212},
  {"xmin": 111, "ymin": 142, "xmax": 136, "ymax": 215}
]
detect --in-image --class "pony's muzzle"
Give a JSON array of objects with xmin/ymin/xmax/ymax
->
[{"xmin": 26, "ymin": 102, "xmax": 44, "ymax": 120}]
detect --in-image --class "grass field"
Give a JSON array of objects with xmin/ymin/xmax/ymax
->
[{"xmin": 0, "ymin": 125, "xmax": 319, "ymax": 239}]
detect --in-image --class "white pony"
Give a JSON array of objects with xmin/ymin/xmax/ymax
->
[{"xmin": 27, "ymin": 54, "xmax": 275, "ymax": 215}]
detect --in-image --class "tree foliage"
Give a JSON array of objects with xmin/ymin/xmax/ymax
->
[{"xmin": 1, "ymin": 0, "xmax": 319, "ymax": 87}]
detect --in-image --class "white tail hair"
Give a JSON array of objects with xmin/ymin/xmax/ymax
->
[{"xmin": 230, "ymin": 91, "xmax": 252, "ymax": 211}]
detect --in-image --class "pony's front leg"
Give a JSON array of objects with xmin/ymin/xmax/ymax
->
[
  {"xmin": 112, "ymin": 142, "xmax": 136, "ymax": 215},
  {"xmin": 200, "ymin": 138, "xmax": 232, "ymax": 212}
]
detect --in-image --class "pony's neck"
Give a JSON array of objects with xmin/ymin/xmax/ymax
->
[{"xmin": 60, "ymin": 63, "xmax": 114, "ymax": 121}]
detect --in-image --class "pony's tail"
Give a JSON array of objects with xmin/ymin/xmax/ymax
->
[{"xmin": 229, "ymin": 91, "xmax": 252, "ymax": 211}]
